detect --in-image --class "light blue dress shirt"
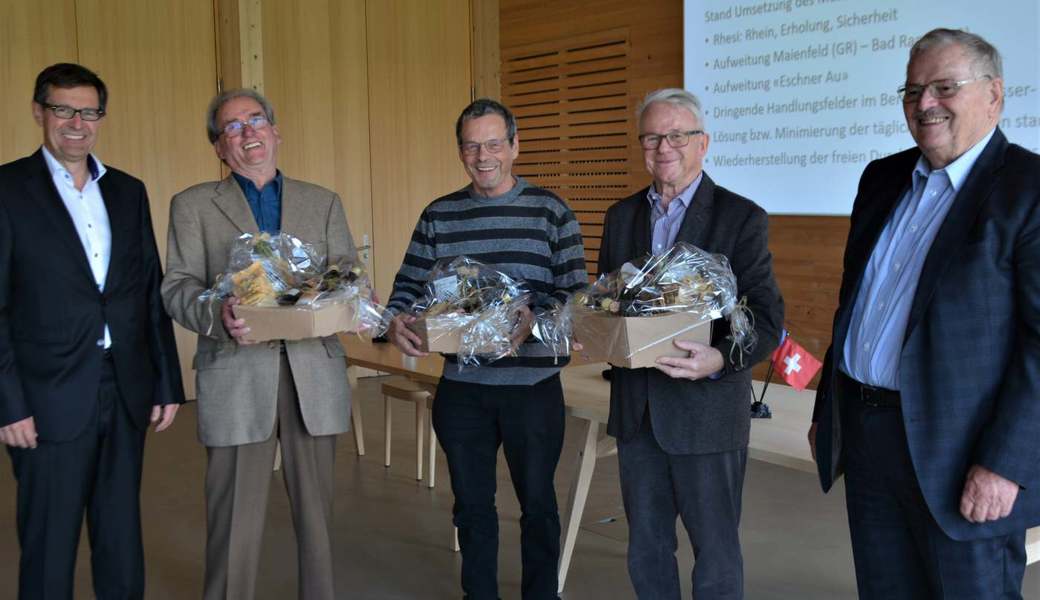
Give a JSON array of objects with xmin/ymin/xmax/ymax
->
[
  {"xmin": 647, "ymin": 173, "xmax": 702, "ymax": 255},
  {"xmin": 41, "ymin": 146, "xmax": 112, "ymax": 349},
  {"xmin": 842, "ymin": 128, "xmax": 996, "ymax": 389}
]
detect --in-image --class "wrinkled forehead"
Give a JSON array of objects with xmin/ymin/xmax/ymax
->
[
  {"xmin": 639, "ymin": 101, "xmax": 700, "ymax": 131},
  {"xmin": 906, "ymin": 42, "xmax": 977, "ymax": 80},
  {"xmin": 218, "ymin": 96, "xmax": 265, "ymax": 125}
]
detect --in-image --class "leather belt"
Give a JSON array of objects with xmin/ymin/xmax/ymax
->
[{"xmin": 841, "ymin": 372, "xmax": 900, "ymax": 408}]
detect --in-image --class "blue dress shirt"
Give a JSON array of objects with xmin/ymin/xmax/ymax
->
[
  {"xmin": 233, "ymin": 171, "xmax": 282, "ymax": 234},
  {"xmin": 646, "ymin": 173, "xmax": 702, "ymax": 256},
  {"xmin": 842, "ymin": 128, "xmax": 997, "ymax": 389}
]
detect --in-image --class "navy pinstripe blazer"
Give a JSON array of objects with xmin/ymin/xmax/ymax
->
[
  {"xmin": 600, "ymin": 173, "xmax": 784, "ymax": 455},
  {"xmin": 813, "ymin": 129, "xmax": 1040, "ymax": 540}
]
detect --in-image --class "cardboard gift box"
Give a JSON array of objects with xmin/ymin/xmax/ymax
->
[
  {"xmin": 232, "ymin": 302, "xmax": 359, "ymax": 342},
  {"xmin": 406, "ymin": 313, "xmax": 478, "ymax": 354},
  {"xmin": 574, "ymin": 311, "xmax": 715, "ymax": 369}
]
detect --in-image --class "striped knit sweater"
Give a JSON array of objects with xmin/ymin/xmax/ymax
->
[{"xmin": 387, "ymin": 177, "xmax": 587, "ymax": 385}]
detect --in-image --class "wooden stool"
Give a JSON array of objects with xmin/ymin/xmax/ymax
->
[{"xmin": 381, "ymin": 376, "xmax": 434, "ymax": 481}]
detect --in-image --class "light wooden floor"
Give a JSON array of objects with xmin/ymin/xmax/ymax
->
[{"xmin": 1, "ymin": 376, "xmax": 1038, "ymax": 599}]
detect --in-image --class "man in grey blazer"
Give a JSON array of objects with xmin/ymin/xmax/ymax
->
[
  {"xmin": 161, "ymin": 89, "xmax": 356, "ymax": 600},
  {"xmin": 598, "ymin": 88, "xmax": 783, "ymax": 599}
]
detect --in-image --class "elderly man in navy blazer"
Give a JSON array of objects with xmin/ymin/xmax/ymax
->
[
  {"xmin": 810, "ymin": 28, "xmax": 1040, "ymax": 598},
  {"xmin": 598, "ymin": 88, "xmax": 783, "ymax": 599}
]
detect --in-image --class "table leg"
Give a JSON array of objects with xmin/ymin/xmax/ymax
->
[
  {"xmin": 415, "ymin": 398, "xmax": 425, "ymax": 481},
  {"xmin": 558, "ymin": 419, "xmax": 599, "ymax": 594}
]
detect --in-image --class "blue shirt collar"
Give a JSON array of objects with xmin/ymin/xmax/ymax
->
[
  {"xmin": 912, "ymin": 127, "xmax": 996, "ymax": 192},
  {"xmin": 232, "ymin": 170, "xmax": 282, "ymax": 196},
  {"xmin": 646, "ymin": 173, "xmax": 702, "ymax": 210}
]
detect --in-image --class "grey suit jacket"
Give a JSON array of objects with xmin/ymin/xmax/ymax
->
[
  {"xmin": 600, "ymin": 173, "xmax": 784, "ymax": 455},
  {"xmin": 161, "ymin": 175, "xmax": 356, "ymax": 447}
]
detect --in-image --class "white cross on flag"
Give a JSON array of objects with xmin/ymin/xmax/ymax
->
[{"xmin": 771, "ymin": 333, "xmax": 822, "ymax": 391}]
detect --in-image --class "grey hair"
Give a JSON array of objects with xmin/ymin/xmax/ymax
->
[
  {"xmin": 205, "ymin": 88, "xmax": 277, "ymax": 143},
  {"xmin": 636, "ymin": 88, "xmax": 706, "ymax": 130},
  {"xmin": 909, "ymin": 28, "xmax": 1003, "ymax": 79}
]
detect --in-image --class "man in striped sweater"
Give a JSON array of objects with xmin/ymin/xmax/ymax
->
[{"xmin": 387, "ymin": 98, "xmax": 587, "ymax": 600}]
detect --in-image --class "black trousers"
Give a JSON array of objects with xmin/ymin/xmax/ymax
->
[
  {"xmin": 7, "ymin": 356, "xmax": 147, "ymax": 600},
  {"xmin": 433, "ymin": 375, "xmax": 566, "ymax": 600},
  {"xmin": 841, "ymin": 374, "xmax": 1026, "ymax": 599}
]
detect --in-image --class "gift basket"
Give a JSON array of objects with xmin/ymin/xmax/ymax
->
[
  {"xmin": 406, "ymin": 256, "xmax": 533, "ymax": 368},
  {"xmin": 567, "ymin": 242, "xmax": 756, "ymax": 368},
  {"xmin": 199, "ymin": 232, "xmax": 387, "ymax": 341}
]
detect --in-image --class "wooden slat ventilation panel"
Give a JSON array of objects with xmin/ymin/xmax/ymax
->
[{"xmin": 502, "ymin": 28, "xmax": 632, "ymax": 277}]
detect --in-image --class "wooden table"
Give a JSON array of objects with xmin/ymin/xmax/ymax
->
[{"xmin": 340, "ymin": 336, "xmax": 1039, "ymax": 587}]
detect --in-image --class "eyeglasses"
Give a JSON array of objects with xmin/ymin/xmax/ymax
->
[
  {"xmin": 44, "ymin": 104, "xmax": 105, "ymax": 121},
  {"xmin": 221, "ymin": 115, "xmax": 269, "ymax": 137},
  {"xmin": 459, "ymin": 138, "xmax": 510, "ymax": 156},
  {"xmin": 896, "ymin": 76, "xmax": 991, "ymax": 103},
  {"xmin": 638, "ymin": 130, "xmax": 704, "ymax": 150}
]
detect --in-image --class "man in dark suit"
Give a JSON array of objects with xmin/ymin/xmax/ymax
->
[
  {"xmin": 809, "ymin": 29, "xmax": 1040, "ymax": 598},
  {"xmin": 598, "ymin": 88, "xmax": 783, "ymax": 599},
  {"xmin": 0, "ymin": 63, "xmax": 185, "ymax": 600}
]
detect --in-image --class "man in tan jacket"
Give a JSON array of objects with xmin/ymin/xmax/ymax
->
[{"xmin": 161, "ymin": 89, "xmax": 355, "ymax": 600}]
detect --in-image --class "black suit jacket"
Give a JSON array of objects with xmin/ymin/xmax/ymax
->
[
  {"xmin": 0, "ymin": 150, "xmax": 184, "ymax": 442},
  {"xmin": 813, "ymin": 129, "xmax": 1040, "ymax": 540},
  {"xmin": 600, "ymin": 173, "xmax": 784, "ymax": 454}
]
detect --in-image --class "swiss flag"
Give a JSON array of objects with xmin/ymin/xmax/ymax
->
[{"xmin": 771, "ymin": 332, "xmax": 822, "ymax": 391}]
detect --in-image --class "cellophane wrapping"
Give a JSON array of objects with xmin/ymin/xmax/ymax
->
[
  {"xmin": 198, "ymin": 232, "xmax": 387, "ymax": 338},
  {"xmin": 409, "ymin": 256, "xmax": 533, "ymax": 368},
  {"xmin": 566, "ymin": 242, "xmax": 756, "ymax": 365}
]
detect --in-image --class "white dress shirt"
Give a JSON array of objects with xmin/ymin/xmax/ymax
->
[{"xmin": 41, "ymin": 146, "xmax": 112, "ymax": 349}]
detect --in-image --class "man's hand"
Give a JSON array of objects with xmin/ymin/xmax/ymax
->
[
  {"xmin": 388, "ymin": 314, "xmax": 429, "ymax": 357},
  {"xmin": 150, "ymin": 404, "xmax": 180, "ymax": 432},
  {"xmin": 654, "ymin": 339, "xmax": 724, "ymax": 380},
  {"xmin": 508, "ymin": 305, "xmax": 535, "ymax": 352},
  {"xmin": 0, "ymin": 416, "xmax": 38, "ymax": 449},
  {"xmin": 960, "ymin": 464, "xmax": 1019, "ymax": 523},
  {"xmin": 808, "ymin": 422, "xmax": 818, "ymax": 463},
  {"xmin": 222, "ymin": 297, "xmax": 256, "ymax": 345}
]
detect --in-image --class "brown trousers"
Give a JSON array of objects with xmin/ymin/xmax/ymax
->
[{"xmin": 203, "ymin": 353, "xmax": 337, "ymax": 600}]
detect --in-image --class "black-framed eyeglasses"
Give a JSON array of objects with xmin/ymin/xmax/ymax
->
[
  {"xmin": 896, "ymin": 76, "xmax": 991, "ymax": 104},
  {"xmin": 638, "ymin": 130, "xmax": 704, "ymax": 150},
  {"xmin": 459, "ymin": 138, "xmax": 510, "ymax": 156},
  {"xmin": 222, "ymin": 115, "xmax": 269, "ymax": 137},
  {"xmin": 44, "ymin": 104, "xmax": 105, "ymax": 121}
]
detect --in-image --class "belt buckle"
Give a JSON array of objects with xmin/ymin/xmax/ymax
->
[{"xmin": 860, "ymin": 383, "xmax": 883, "ymax": 408}]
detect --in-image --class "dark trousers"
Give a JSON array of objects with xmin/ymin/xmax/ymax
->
[
  {"xmin": 841, "ymin": 376, "xmax": 1026, "ymax": 599},
  {"xmin": 7, "ymin": 356, "xmax": 147, "ymax": 600},
  {"xmin": 433, "ymin": 375, "xmax": 566, "ymax": 600},
  {"xmin": 617, "ymin": 414, "xmax": 747, "ymax": 600}
]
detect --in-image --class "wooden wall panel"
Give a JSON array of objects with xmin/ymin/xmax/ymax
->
[
  {"xmin": 502, "ymin": 28, "xmax": 633, "ymax": 277},
  {"xmin": 262, "ymin": 0, "xmax": 337, "ymax": 192},
  {"xmin": 367, "ymin": 0, "xmax": 473, "ymax": 301},
  {"xmin": 471, "ymin": 0, "xmax": 500, "ymax": 100},
  {"xmin": 77, "ymin": 0, "xmax": 221, "ymax": 398},
  {"xmin": 0, "ymin": 0, "xmax": 78, "ymax": 163}
]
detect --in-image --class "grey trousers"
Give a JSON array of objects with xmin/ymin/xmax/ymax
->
[
  {"xmin": 203, "ymin": 353, "xmax": 337, "ymax": 600},
  {"xmin": 617, "ymin": 415, "xmax": 747, "ymax": 600}
]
